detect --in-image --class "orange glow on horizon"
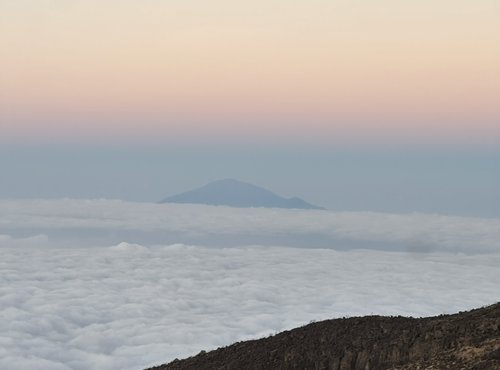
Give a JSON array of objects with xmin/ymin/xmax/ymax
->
[{"xmin": 1, "ymin": 0, "xmax": 499, "ymax": 144}]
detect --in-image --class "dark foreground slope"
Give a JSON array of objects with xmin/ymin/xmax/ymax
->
[{"xmin": 146, "ymin": 303, "xmax": 499, "ymax": 370}]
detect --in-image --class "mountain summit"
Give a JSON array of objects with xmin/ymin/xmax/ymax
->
[{"xmin": 160, "ymin": 179, "xmax": 324, "ymax": 210}]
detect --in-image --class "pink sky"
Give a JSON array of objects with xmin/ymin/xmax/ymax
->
[{"xmin": 1, "ymin": 0, "xmax": 499, "ymax": 146}]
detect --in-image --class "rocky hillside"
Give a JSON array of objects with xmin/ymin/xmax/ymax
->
[{"xmin": 146, "ymin": 303, "xmax": 499, "ymax": 370}]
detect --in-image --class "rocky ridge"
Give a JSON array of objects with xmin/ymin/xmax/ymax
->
[{"xmin": 146, "ymin": 303, "xmax": 499, "ymax": 370}]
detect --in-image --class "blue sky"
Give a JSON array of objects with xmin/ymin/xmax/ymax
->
[{"xmin": 1, "ymin": 144, "xmax": 498, "ymax": 217}]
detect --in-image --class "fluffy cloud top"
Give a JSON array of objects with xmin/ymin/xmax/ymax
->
[
  {"xmin": 0, "ymin": 243, "xmax": 498, "ymax": 370},
  {"xmin": 1, "ymin": 199, "xmax": 499, "ymax": 369}
]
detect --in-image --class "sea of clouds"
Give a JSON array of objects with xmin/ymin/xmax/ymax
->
[
  {"xmin": 1, "ymin": 199, "xmax": 500, "ymax": 252},
  {"xmin": 1, "ymin": 199, "xmax": 499, "ymax": 370}
]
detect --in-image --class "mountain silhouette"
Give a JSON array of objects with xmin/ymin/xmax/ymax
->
[{"xmin": 160, "ymin": 179, "xmax": 324, "ymax": 210}]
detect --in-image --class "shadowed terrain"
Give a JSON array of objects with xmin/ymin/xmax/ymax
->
[{"xmin": 146, "ymin": 303, "xmax": 500, "ymax": 370}]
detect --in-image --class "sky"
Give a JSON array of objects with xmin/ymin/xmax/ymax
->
[
  {"xmin": 1, "ymin": 146, "xmax": 500, "ymax": 217},
  {"xmin": 1, "ymin": 0, "xmax": 499, "ymax": 215},
  {"xmin": 1, "ymin": 4, "xmax": 499, "ymax": 368}
]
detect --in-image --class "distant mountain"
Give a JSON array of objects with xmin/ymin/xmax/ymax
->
[
  {"xmin": 160, "ymin": 179, "xmax": 324, "ymax": 210},
  {"xmin": 146, "ymin": 302, "xmax": 500, "ymax": 370}
]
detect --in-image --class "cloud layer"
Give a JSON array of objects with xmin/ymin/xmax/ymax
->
[
  {"xmin": 1, "ymin": 199, "xmax": 499, "ymax": 369},
  {"xmin": 0, "ymin": 243, "xmax": 498, "ymax": 370},
  {"xmin": 1, "ymin": 199, "xmax": 499, "ymax": 253}
]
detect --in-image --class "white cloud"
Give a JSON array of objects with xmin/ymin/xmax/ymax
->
[
  {"xmin": 0, "ymin": 199, "xmax": 499, "ymax": 369},
  {"xmin": 1, "ymin": 199, "xmax": 499, "ymax": 253},
  {"xmin": 0, "ymin": 243, "xmax": 498, "ymax": 370}
]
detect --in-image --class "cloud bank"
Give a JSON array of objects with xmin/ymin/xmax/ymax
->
[
  {"xmin": 1, "ymin": 199, "xmax": 499, "ymax": 369},
  {"xmin": 1, "ymin": 199, "xmax": 499, "ymax": 253},
  {"xmin": 0, "ymin": 243, "xmax": 498, "ymax": 370}
]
